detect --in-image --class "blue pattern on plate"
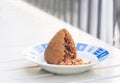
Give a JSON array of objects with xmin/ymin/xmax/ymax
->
[
  {"xmin": 76, "ymin": 43, "xmax": 88, "ymax": 51},
  {"xmin": 34, "ymin": 45, "xmax": 44, "ymax": 53},
  {"xmin": 41, "ymin": 44, "xmax": 48, "ymax": 49},
  {"xmin": 93, "ymin": 48, "xmax": 109, "ymax": 61},
  {"xmin": 97, "ymin": 51, "xmax": 109, "ymax": 61},
  {"xmin": 93, "ymin": 48, "xmax": 105, "ymax": 56}
]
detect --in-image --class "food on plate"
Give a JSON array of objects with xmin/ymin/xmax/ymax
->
[
  {"xmin": 59, "ymin": 58, "xmax": 91, "ymax": 65},
  {"xmin": 44, "ymin": 28, "xmax": 91, "ymax": 65},
  {"xmin": 44, "ymin": 28, "xmax": 76, "ymax": 64}
]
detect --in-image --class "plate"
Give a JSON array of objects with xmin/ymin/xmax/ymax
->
[{"xmin": 23, "ymin": 43, "xmax": 109, "ymax": 74}]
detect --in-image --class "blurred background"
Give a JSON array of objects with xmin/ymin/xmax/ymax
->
[{"xmin": 23, "ymin": 0, "xmax": 120, "ymax": 48}]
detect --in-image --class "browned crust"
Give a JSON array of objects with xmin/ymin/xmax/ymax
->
[{"xmin": 44, "ymin": 28, "xmax": 76, "ymax": 64}]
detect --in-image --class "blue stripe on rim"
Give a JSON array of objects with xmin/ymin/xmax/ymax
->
[
  {"xmin": 76, "ymin": 43, "xmax": 88, "ymax": 51},
  {"xmin": 93, "ymin": 47, "xmax": 109, "ymax": 61},
  {"xmin": 41, "ymin": 44, "xmax": 48, "ymax": 49}
]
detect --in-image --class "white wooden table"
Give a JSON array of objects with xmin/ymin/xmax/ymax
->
[{"xmin": 0, "ymin": 0, "xmax": 120, "ymax": 83}]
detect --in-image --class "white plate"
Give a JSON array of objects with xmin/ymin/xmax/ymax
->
[{"xmin": 23, "ymin": 43, "xmax": 109, "ymax": 74}]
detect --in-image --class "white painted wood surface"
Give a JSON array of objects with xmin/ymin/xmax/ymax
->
[{"xmin": 0, "ymin": 0, "xmax": 120, "ymax": 83}]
